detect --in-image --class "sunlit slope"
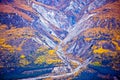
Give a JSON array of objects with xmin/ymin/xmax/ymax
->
[{"xmin": 63, "ymin": 0, "xmax": 120, "ymax": 72}]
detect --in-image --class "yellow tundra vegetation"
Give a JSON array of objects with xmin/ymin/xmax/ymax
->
[
  {"xmin": 83, "ymin": 27, "xmax": 120, "ymax": 40},
  {"xmin": 70, "ymin": 61, "xmax": 79, "ymax": 69},
  {"xmin": 84, "ymin": 37, "xmax": 92, "ymax": 42},
  {"xmin": 1, "ymin": 44, "xmax": 14, "ymax": 53},
  {"xmin": 37, "ymin": 46, "xmax": 49, "ymax": 53},
  {"xmin": 19, "ymin": 54, "xmax": 30, "ymax": 66},
  {"xmin": 0, "ymin": 25, "xmax": 35, "ymax": 53},
  {"xmin": 19, "ymin": 58, "xmax": 30, "ymax": 66},
  {"xmin": 20, "ymin": 54, "xmax": 26, "ymax": 59},
  {"xmin": 3, "ymin": 27, "xmax": 34, "ymax": 39},
  {"xmin": 92, "ymin": 42, "xmax": 119, "ymax": 58},
  {"xmin": 0, "ymin": 38, "xmax": 5, "ymax": 44},
  {"xmin": 83, "ymin": 27, "xmax": 120, "ymax": 56},
  {"xmin": 93, "ymin": 47, "xmax": 110, "ymax": 54},
  {"xmin": 109, "ymin": 52, "xmax": 118, "ymax": 57},
  {"xmin": 34, "ymin": 49, "xmax": 62, "ymax": 64},
  {"xmin": 0, "ymin": 38, "xmax": 14, "ymax": 53},
  {"xmin": 46, "ymin": 59, "xmax": 62, "ymax": 64},
  {"xmin": 92, "ymin": 45, "xmax": 98, "ymax": 50},
  {"xmin": 92, "ymin": 61, "xmax": 101, "ymax": 66},
  {"xmin": 34, "ymin": 54, "xmax": 62, "ymax": 65},
  {"xmin": 0, "ymin": 26, "xmax": 34, "ymax": 40},
  {"xmin": 46, "ymin": 49, "xmax": 62, "ymax": 64},
  {"xmin": 34, "ymin": 56, "xmax": 46, "ymax": 64},
  {"xmin": 48, "ymin": 50, "xmax": 55, "ymax": 55},
  {"xmin": 51, "ymin": 35, "xmax": 60, "ymax": 43}
]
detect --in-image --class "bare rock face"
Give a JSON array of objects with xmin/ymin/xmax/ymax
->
[{"xmin": 0, "ymin": 0, "xmax": 120, "ymax": 80}]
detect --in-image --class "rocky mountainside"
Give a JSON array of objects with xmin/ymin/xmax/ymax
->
[{"xmin": 0, "ymin": 0, "xmax": 120, "ymax": 80}]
